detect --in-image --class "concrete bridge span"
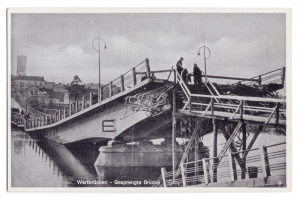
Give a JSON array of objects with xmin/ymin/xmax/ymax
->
[{"xmin": 25, "ymin": 78, "xmax": 174, "ymax": 145}]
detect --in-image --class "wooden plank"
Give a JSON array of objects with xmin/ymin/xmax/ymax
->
[
  {"xmin": 213, "ymin": 119, "xmax": 218, "ymax": 183},
  {"xmin": 217, "ymin": 121, "xmax": 244, "ymax": 168},
  {"xmin": 174, "ymin": 119, "xmax": 201, "ymax": 178},
  {"xmin": 206, "ymin": 75, "xmax": 260, "ymax": 82},
  {"xmin": 218, "ymin": 122, "xmax": 242, "ymax": 157},
  {"xmin": 242, "ymin": 125, "xmax": 264, "ymax": 159},
  {"xmin": 260, "ymin": 146, "xmax": 271, "ymax": 178},
  {"xmin": 150, "ymin": 69, "xmax": 173, "ymax": 73},
  {"xmin": 241, "ymin": 122, "xmax": 247, "ymax": 179},
  {"xmin": 190, "ymin": 94, "xmax": 286, "ymax": 103},
  {"xmin": 166, "ymin": 67, "xmax": 174, "ymax": 81},
  {"xmin": 181, "ymin": 110, "xmax": 286, "ymax": 124},
  {"xmin": 172, "ymin": 71, "xmax": 177, "ymax": 180}
]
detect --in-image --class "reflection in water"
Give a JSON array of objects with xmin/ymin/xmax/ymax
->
[
  {"xmin": 11, "ymin": 128, "xmax": 163, "ymax": 187},
  {"xmin": 11, "ymin": 127, "xmax": 286, "ymax": 187}
]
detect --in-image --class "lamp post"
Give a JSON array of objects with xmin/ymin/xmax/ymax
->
[
  {"xmin": 92, "ymin": 37, "xmax": 107, "ymax": 103},
  {"xmin": 197, "ymin": 36, "xmax": 211, "ymax": 83}
]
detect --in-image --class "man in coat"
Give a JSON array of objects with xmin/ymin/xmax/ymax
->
[
  {"xmin": 176, "ymin": 57, "xmax": 184, "ymax": 75},
  {"xmin": 193, "ymin": 63, "xmax": 202, "ymax": 90}
]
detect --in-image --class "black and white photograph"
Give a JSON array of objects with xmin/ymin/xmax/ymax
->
[{"xmin": 7, "ymin": 8, "xmax": 291, "ymax": 191}]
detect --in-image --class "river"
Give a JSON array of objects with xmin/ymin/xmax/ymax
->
[{"xmin": 10, "ymin": 127, "xmax": 286, "ymax": 187}]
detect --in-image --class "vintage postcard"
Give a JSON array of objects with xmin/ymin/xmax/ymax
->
[{"xmin": 7, "ymin": 8, "xmax": 292, "ymax": 192}]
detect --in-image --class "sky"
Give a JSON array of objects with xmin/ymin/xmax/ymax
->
[{"xmin": 10, "ymin": 13, "xmax": 286, "ymax": 90}]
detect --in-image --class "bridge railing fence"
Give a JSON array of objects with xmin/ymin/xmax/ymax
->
[
  {"xmin": 187, "ymin": 94, "xmax": 286, "ymax": 124},
  {"xmin": 157, "ymin": 142, "xmax": 286, "ymax": 187},
  {"xmin": 238, "ymin": 67, "xmax": 285, "ymax": 86},
  {"xmin": 14, "ymin": 91, "xmax": 46, "ymax": 118},
  {"xmin": 102, "ymin": 83, "xmax": 110, "ymax": 100},
  {"xmin": 264, "ymin": 142, "xmax": 286, "ymax": 177},
  {"xmin": 230, "ymin": 148, "xmax": 263, "ymax": 181},
  {"xmin": 25, "ymin": 59, "xmax": 151, "ymax": 130},
  {"xmin": 111, "ymin": 77, "xmax": 122, "ymax": 96}
]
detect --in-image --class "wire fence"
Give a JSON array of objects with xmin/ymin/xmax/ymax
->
[{"xmin": 156, "ymin": 142, "xmax": 286, "ymax": 187}]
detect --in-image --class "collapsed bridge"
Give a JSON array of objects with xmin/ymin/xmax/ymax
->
[{"xmin": 13, "ymin": 58, "xmax": 286, "ymax": 171}]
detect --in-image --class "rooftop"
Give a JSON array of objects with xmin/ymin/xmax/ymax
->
[{"xmin": 13, "ymin": 76, "xmax": 44, "ymax": 81}]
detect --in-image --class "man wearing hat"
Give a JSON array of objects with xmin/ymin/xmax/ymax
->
[
  {"xmin": 176, "ymin": 57, "xmax": 184, "ymax": 76},
  {"xmin": 193, "ymin": 63, "xmax": 202, "ymax": 91}
]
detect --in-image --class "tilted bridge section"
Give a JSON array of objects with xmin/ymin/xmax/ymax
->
[
  {"xmin": 22, "ymin": 59, "xmax": 175, "ymax": 144},
  {"xmin": 19, "ymin": 59, "xmax": 285, "ymax": 149}
]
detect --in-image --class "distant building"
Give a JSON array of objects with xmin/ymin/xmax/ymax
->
[
  {"xmin": 17, "ymin": 55, "xmax": 27, "ymax": 76},
  {"xmin": 53, "ymin": 83, "xmax": 65, "ymax": 93},
  {"xmin": 44, "ymin": 82, "xmax": 55, "ymax": 90},
  {"xmin": 12, "ymin": 75, "xmax": 45, "ymax": 91}
]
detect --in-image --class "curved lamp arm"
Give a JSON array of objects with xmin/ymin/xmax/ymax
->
[
  {"xmin": 197, "ymin": 46, "xmax": 211, "ymax": 59},
  {"xmin": 92, "ymin": 37, "xmax": 107, "ymax": 52}
]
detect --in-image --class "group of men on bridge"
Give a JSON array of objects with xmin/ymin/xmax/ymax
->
[{"xmin": 176, "ymin": 57, "xmax": 203, "ymax": 90}]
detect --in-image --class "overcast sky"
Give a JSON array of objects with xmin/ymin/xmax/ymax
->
[{"xmin": 11, "ymin": 13, "xmax": 286, "ymax": 89}]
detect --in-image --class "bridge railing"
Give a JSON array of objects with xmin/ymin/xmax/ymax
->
[
  {"xmin": 14, "ymin": 91, "xmax": 46, "ymax": 118},
  {"xmin": 175, "ymin": 69, "xmax": 286, "ymax": 124},
  {"xmin": 25, "ymin": 59, "xmax": 151, "ymax": 130},
  {"xmin": 188, "ymin": 94, "xmax": 286, "ymax": 124},
  {"xmin": 11, "ymin": 113, "xmax": 25, "ymax": 126},
  {"xmin": 157, "ymin": 142, "xmax": 286, "ymax": 187},
  {"xmin": 238, "ymin": 67, "xmax": 285, "ymax": 86}
]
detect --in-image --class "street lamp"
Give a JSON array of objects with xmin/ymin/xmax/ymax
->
[
  {"xmin": 92, "ymin": 37, "xmax": 107, "ymax": 102},
  {"xmin": 197, "ymin": 46, "xmax": 211, "ymax": 83}
]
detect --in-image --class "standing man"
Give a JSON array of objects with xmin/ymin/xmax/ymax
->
[
  {"xmin": 193, "ymin": 63, "xmax": 202, "ymax": 91},
  {"xmin": 176, "ymin": 57, "xmax": 184, "ymax": 76},
  {"xmin": 182, "ymin": 68, "xmax": 189, "ymax": 85}
]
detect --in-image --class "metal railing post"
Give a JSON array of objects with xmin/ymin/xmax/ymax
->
[
  {"xmin": 98, "ymin": 87, "xmax": 102, "ymax": 103},
  {"xmin": 145, "ymin": 58, "xmax": 151, "ymax": 77},
  {"xmin": 161, "ymin": 167, "xmax": 167, "ymax": 187},
  {"xmin": 202, "ymin": 158, "xmax": 209, "ymax": 184},
  {"xmin": 260, "ymin": 145, "xmax": 271, "ymax": 178},
  {"xmin": 211, "ymin": 98, "xmax": 214, "ymax": 115},
  {"xmin": 275, "ymin": 103, "xmax": 280, "ymax": 124},
  {"xmin": 240, "ymin": 100, "xmax": 244, "ymax": 119},
  {"xmin": 69, "ymin": 103, "xmax": 72, "ymax": 116},
  {"xmin": 120, "ymin": 75, "xmax": 125, "ymax": 92},
  {"xmin": 132, "ymin": 67, "xmax": 137, "ymax": 86},
  {"xmin": 75, "ymin": 101, "xmax": 78, "ymax": 113},
  {"xmin": 282, "ymin": 67, "xmax": 286, "ymax": 85},
  {"xmin": 89, "ymin": 93, "xmax": 92, "ymax": 107},
  {"xmin": 180, "ymin": 163, "xmax": 186, "ymax": 187},
  {"xmin": 82, "ymin": 97, "xmax": 85, "ymax": 110},
  {"xmin": 109, "ymin": 81, "xmax": 113, "ymax": 97}
]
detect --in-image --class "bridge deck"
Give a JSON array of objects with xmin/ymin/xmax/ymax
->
[{"xmin": 24, "ymin": 78, "xmax": 153, "ymax": 132}]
